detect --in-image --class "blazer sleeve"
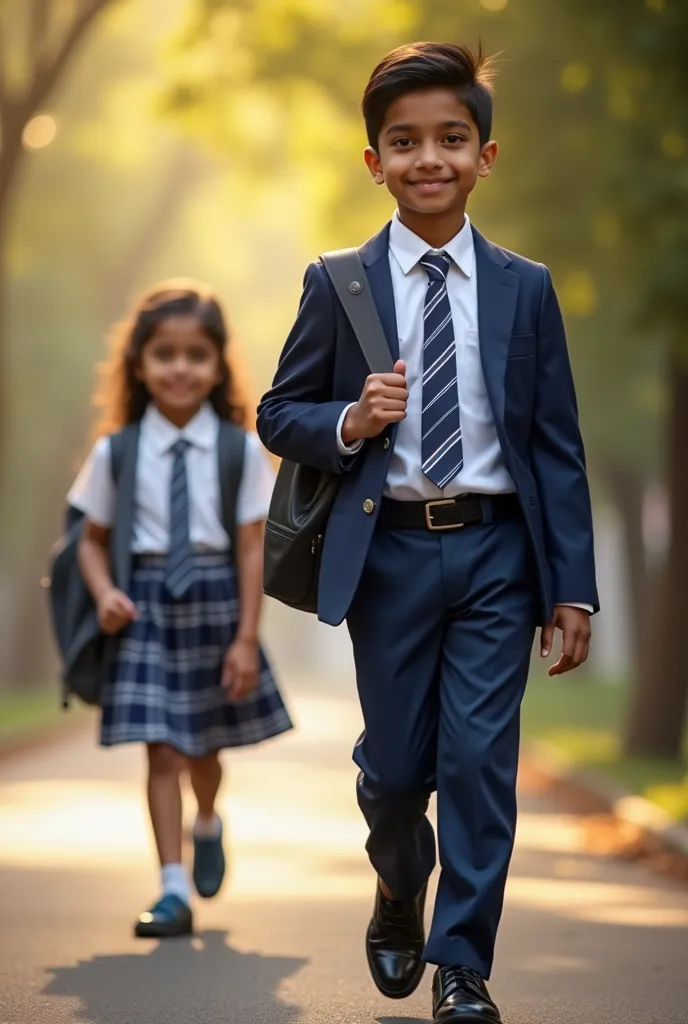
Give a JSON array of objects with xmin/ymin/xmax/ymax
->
[
  {"xmin": 257, "ymin": 261, "xmax": 360, "ymax": 475},
  {"xmin": 530, "ymin": 266, "xmax": 599, "ymax": 611}
]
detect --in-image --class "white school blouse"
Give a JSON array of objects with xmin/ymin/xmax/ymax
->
[{"xmin": 68, "ymin": 403, "xmax": 275, "ymax": 555}]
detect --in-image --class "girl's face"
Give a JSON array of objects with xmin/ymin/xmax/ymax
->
[{"xmin": 136, "ymin": 314, "xmax": 223, "ymax": 424}]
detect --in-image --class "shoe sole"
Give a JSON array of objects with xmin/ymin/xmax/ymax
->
[
  {"xmin": 434, "ymin": 1014, "xmax": 500, "ymax": 1023},
  {"xmin": 134, "ymin": 920, "xmax": 193, "ymax": 939},
  {"xmin": 365, "ymin": 921, "xmax": 426, "ymax": 1000}
]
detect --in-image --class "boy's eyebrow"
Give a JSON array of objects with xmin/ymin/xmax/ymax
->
[{"xmin": 385, "ymin": 120, "xmax": 473, "ymax": 135}]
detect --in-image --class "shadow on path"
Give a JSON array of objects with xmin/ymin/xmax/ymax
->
[
  {"xmin": 44, "ymin": 928, "xmax": 307, "ymax": 1024},
  {"xmin": 377, "ymin": 1018, "xmax": 432, "ymax": 1024}
]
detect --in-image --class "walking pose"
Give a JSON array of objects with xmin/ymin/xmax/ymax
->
[
  {"xmin": 258, "ymin": 43, "xmax": 597, "ymax": 1023},
  {"xmin": 69, "ymin": 281, "xmax": 292, "ymax": 937}
]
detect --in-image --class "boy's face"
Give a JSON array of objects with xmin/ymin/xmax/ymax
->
[{"xmin": 365, "ymin": 88, "xmax": 497, "ymax": 225}]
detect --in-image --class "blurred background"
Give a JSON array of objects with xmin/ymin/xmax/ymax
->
[{"xmin": 0, "ymin": 0, "xmax": 686, "ymax": 822}]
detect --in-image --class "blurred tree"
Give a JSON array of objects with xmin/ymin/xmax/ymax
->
[
  {"xmin": 1, "ymin": 0, "xmax": 316, "ymax": 688},
  {"xmin": 0, "ymin": 0, "xmax": 116, "ymax": 466},
  {"xmin": 563, "ymin": 0, "xmax": 688, "ymax": 760}
]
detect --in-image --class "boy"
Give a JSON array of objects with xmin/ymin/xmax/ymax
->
[{"xmin": 257, "ymin": 42, "xmax": 597, "ymax": 1024}]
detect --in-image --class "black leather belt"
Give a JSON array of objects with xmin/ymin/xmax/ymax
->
[{"xmin": 380, "ymin": 493, "xmax": 521, "ymax": 531}]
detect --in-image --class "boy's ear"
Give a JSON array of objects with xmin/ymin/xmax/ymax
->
[
  {"xmin": 364, "ymin": 146, "xmax": 385, "ymax": 185},
  {"xmin": 478, "ymin": 140, "xmax": 499, "ymax": 179}
]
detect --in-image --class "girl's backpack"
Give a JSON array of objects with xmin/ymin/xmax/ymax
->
[{"xmin": 47, "ymin": 421, "xmax": 246, "ymax": 707}]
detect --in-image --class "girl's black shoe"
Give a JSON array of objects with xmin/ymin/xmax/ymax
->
[{"xmin": 134, "ymin": 894, "xmax": 193, "ymax": 939}]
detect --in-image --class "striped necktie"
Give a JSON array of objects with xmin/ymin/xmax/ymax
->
[
  {"xmin": 165, "ymin": 439, "xmax": 195, "ymax": 599},
  {"xmin": 420, "ymin": 251, "xmax": 463, "ymax": 489}
]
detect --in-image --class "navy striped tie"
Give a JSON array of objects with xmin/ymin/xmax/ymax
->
[
  {"xmin": 420, "ymin": 251, "xmax": 463, "ymax": 489},
  {"xmin": 165, "ymin": 439, "xmax": 195, "ymax": 599}
]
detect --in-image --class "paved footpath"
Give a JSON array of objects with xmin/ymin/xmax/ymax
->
[{"xmin": 0, "ymin": 684, "xmax": 687, "ymax": 1024}]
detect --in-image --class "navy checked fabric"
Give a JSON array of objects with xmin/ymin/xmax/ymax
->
[
  {"xmin": 100, "ymin": 557, "xmax": 293, "ymax": 756},
  {"xmin": 420, "ymin": 251, "xmax": 463, "ymax": 489},
  {"xmin": 165, "ymin": 439, "xmax": 195, "ymax": 598}
]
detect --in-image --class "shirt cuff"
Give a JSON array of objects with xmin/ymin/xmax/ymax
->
[
  {"xmin": 336, "ymin": 403, "xmax": 364, "ymax": 456},
  {"xmin": 556, "ymin": 603, "xmax": 594, "ymax": 614}
]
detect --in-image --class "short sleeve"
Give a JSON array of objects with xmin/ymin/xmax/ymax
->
[
  {"xmin": 67, "ymin": 436, "xmax": 116, "ymax": 528},
  {"xmin": 235, "ymin": 432, "xmax": 276, "ymax": 526}
]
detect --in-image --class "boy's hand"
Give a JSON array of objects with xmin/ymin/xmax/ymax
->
[
  {"xmin": 541, "ymin": 606, "xmax": 591, "ymax": 676},
  {"xmin": 342, "ymin": 359, "xmax": 408, "ymax": 443},
  {"xmin": 97, "ymin": 587, "xmax": 138, "ymax": 635},
  {"xmin": 222, "ymin": 638, "xmax": 260, "ymax": 701}
]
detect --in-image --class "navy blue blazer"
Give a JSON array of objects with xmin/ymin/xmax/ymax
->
[{"xmin": 257, "ymin": 222, "xmax": 599, "ymax": 627}]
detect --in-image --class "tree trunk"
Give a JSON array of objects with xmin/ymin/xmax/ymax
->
[
  {"xmin": 0, "ymin": 109, "xmax": 27, "ymax": 473},
  {"xmin": 624, "ymin": 353, "xmax": 688, "ymax": 760},
  {"xmin": 602, "ymin": 459, "xmax": 647, "ymax": 673}
]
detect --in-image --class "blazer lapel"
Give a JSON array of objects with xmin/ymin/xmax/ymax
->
[
  {"xmin": 358, "ymin": 223, "xmax": 399, "ymax": 361},
  {"xmin": 473, "ymin": 226, "xmax": 519, "ymax": 426}
]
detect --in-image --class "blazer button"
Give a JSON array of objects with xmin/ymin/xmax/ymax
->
[
  {"xmin": 383, "ymin": 437, "xmax": 390, "ymax": 450},
  {"xmin": 362, "ymin": 498, "xmax": 376, "ymax": 514}
]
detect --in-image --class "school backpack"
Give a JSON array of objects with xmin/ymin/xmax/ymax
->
[
  {"xmin": 263, "ymin": 248, "xmax": 393, "ymax": 613},
  {"xmin": 47, "ymin": 420, "xmax": 246, "ymax": 708}
]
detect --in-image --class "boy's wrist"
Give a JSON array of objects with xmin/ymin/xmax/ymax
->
[{"xmin": 341, "ymin": 403, "xmax": 364, "ymax": 445}]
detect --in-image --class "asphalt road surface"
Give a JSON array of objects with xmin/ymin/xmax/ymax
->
[{"xmin": 1, "ymin": 685, "xmax": 687, "ymax": 1024}]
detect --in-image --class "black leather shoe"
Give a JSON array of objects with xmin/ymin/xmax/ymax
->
[
  {"xmin": 432, "ymin": 966, "xmax": 501, "ymax": 1022},
  {"xmin": 134, "ymin": 894, "xmax": 193, "ymax": 939},
  {"xmin": 366, "ymin": 881, "xmax": 427, "ymax": 999}
]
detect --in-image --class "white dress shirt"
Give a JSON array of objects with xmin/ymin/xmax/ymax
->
[
  {"xmin": 338, "ymin": 212, "xmax": 514, "ymax": 499},
  {"xmin": 337, "ymin": 213, "xmax": 591, "ymax": 615},
  {"xmin": 69, "ymin": 403, "xmax": 275, "ymax": 554}
]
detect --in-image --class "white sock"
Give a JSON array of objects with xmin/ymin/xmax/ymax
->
[
  {"xmin": 161, "ymin": 863, "xmax": 190, "ymax": 905},
  {"xmin": 193, "ymin": 812, "xmax": 222, "ymax": 839}
]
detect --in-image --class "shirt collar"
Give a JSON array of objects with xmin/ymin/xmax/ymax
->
[
  {"xmin": 142, "ymin": 402, "xmax": 218, "ymax": 455},
  {"xmin": 389, "ymin": 209, "xmax": 474, "ymax": 278}
]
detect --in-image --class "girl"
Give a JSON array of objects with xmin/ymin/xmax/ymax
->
[{"xmin": 68, "ymin": 280, "xmax": 292, "ymax": 938}]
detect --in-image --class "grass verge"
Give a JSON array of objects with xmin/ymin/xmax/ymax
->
[
  {"xmin": 0, "ymin": 692, "xmax": 85, "ymax": 751},
  {"xmin": 522, "ymin": 675, "xmax": 688, "ymax": 822}
]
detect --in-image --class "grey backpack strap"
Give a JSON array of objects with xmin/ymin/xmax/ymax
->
[
  {"xmin": 320, "ymin": 248, "xmax": 394, "ymax": 374},
  {"xmin": 218, "ymin": 421, "xmax": 247, "ymax": 562},
  {"xmin": 109, "ymin": 423, "xmax": 140, "ymax": 592}
]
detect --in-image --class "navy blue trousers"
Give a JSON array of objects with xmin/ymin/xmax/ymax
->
[{"xmin": 346, "ymin": 511, "xmax": 538, "ymax": 978}]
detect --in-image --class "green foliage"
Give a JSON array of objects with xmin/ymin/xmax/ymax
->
[{"xmin": 163, "ymin": 0, "xmax": 677, "ymax": 480}]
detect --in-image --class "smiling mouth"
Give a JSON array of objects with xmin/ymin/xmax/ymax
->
[{"xmin": 408, "ymin": 179, "xmax": 455, "ymax": 191}]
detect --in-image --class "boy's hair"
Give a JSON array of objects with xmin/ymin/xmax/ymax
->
[
  {"xmin": 362, "ymin": 42, "xmax": 495, "ymax": 149},
  {"xmin": 92, "ymin": 279, "xmax": 247, "ymax": 437}
]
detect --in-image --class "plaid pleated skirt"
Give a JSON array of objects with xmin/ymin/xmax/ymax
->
[{"xmin": 100, "ymin": 554, "xmax": 293, "ymax": 757}]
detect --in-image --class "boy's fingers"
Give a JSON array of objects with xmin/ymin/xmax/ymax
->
[
  {"xmin": 561, "ymin": 626, "xmax": 576, "ymax": 659},
  {"xmin": 574, "ymin": 634, "xmax": 590, "ymax": 667},
  {"xmin": 377, "ymin": 399, "xmax": 408, "ymax": 413},
  {"xmin": 548, "ymin": 654, "xmax": 574, "ymax": 677},
  {"xmin": 540, "ymin": 623, "xmax": 554, "ymax": 658},
  {"xmin": 378, "ymin": 384, "xmax": 408, "ymax": 398},
  {"xmin": 375, "ymin": 374, "xmax": 408, "ymax": 389},
  {"xmin": 393, "ymin": 359, "xmax": 407, "ymax": 377}
]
